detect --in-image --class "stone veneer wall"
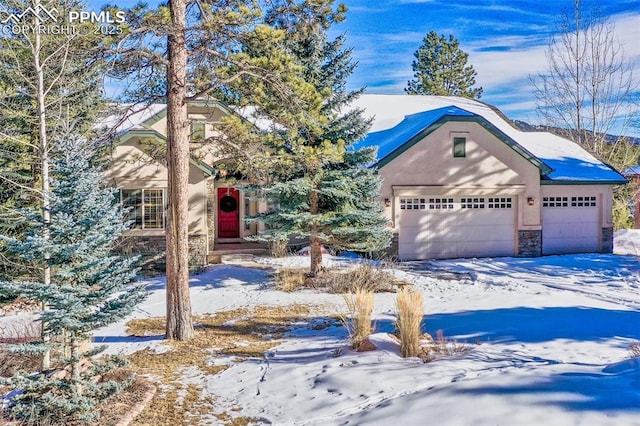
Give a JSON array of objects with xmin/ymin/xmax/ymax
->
[
  {"xmin": 116, "ymin": 233, "xmax": 208, "ymax": 273},
  {"xmin": 601, "ymin": 227, "xmax": 614, "ymax": 253},
  {"xmin": 386, "ymin": 232, "xmax": 399, "ymax": 259},
  {"xmin": 206, "ymin": 179, "xmax": 216, "ymax": 252},
  {"xmin": 517, "ymin": 230, "xmax": 542, "ymax": 257}
]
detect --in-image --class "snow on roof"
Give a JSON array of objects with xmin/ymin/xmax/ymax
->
[
  {"xmin": 102, "ymin": 94, "xmax": 625, "ymax": 184},
  {"xmin": 623, "ymin": 165, "xmax": 640, "ymax": 177},
  {"xmin": 99, "ymin": 103, "xmax": 166, "ymax": 135},
  {"xmin": 351, "ymin": 94, "xmax": 626, "ymax": 184},
  {"xmin": 354, "ymin": 106, "xmax": 476, "ymax": 161}
]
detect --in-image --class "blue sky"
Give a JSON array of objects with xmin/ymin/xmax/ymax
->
[
  {"xmin": 329, "ymin": 0, "xmax": 640, "ymax": 134},
  {"xmin": 87, "ymin": 0, "xmax": 640, "ymax": 135}
]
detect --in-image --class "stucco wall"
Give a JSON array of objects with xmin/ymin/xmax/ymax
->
[
  {"xmin": 377, "ymin": 121, "xmax": 542, "ymax": 232},
  {"xmin": 104, "ymin": 138, "xmax": 210, "ymax": 239}
]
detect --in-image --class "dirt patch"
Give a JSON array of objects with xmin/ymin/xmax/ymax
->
[{"xmin": 126, "ymin": 304, "xmax": 318, "ymax": 426}]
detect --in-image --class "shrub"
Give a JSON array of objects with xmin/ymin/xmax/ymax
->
[
  {"xmin": 274, "ymin": 269, "xmax": 306, "ymax": 292},
  {"xmin": 396, "ymin": 287, "xmax": 423, "ymax": 358},
  {"xmin": 420, "ymin": 329, "xmax": 472, "ymax": 362},
  {"xmin": 341, "ymin": 288, "xmax": 375, "ymax": 349},
  {"xmin": 629, "ymin": 341, "xmax": 640, "ymax": 358},
  {"xmin": 325, "ymin": 263, "xmax": 397, "ymax": 294}
]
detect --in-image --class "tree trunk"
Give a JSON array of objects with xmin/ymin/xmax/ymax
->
[
  {"xmin": 165, "ymin": 0, "xmax": 194, "ymax": 341},
  {"xmin": 34, "ymin": 3, "xmax": 51, "ymax": 370},
  {"xmin": 70, "ymin": 335, "xmax": 81, "ymax": 396},
  {"xmin": 309, "ymin": 187, "xmax": 323, "ymax": 276}
]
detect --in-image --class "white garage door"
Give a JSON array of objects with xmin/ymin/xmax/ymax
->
[
  {"xmin": 398, "ymin": 196, "xmax": 516, "ymax": 260},
  {"xmin": 542, "ymin": 196, "xmax": 600, "ymax": 255}
]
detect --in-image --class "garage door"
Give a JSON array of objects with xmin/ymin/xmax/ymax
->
[
  {"xmin": 398, "ymin": 196, "xmax": 516, "ymax": 260},
  {"xmin": 542, "ymin": 196, "xmax": 600, "ymax": 255}
]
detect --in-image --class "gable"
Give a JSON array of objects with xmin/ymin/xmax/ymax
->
[
  {"xmin": 104, "ymin": 128, "xmax": 216, "ymax": 188},
  {"xmin": 378, "ymin": 120, "xmax": 540, "ymax": 188},
  {"xmin": 353, "ymin": 105, "xmax": 551, "ymax": 176},
  {"xmin": 104, "ymin": 130, "xmax": 168, "ymax": 184}
]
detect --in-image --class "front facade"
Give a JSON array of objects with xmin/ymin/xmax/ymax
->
[
  {"xmin": 104, "ymin": 95, "xmax": 626, "ymax": 265},
  {"xmin": 352, "ymin": 95, "xmax": 625, "ymax": 260},
  {"xmin": 103, "ymin": 100, "xmax": 263, "ymax": 267}
]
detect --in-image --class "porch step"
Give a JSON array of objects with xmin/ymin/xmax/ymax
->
[
  {"xmin": 207, "ymin": 248, "xmax": 269, "ymax": 264},
  {"xmin": 220, "ymin": 253, "xmax": 257, "ymax": 264}
]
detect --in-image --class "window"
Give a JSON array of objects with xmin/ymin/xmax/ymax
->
[
  {"xmin": 488, "ymin": 197, "xmax": 512, "ymax": 209},
  {"xmin": 543, "ymin": 196, "xmax": 568, "ymax": 207},
  {"xmin": 461, "ymin": 197, "xmax": 485, "ymax": 209},
  {"xmin": 121, "ymin": 189, "xmax": 165, "ymax": 229},
  {"xmin": 453, "ymin": 137, "xmax": 466, "ymax": 158},
  {"xmin": 191, "ymin": 121, "xmax": 205, "ymax": 141},
  {"xmin": 571, "ymin": 196, "xmax": 596, "ymax": 207},
  {"xmin": 543, "ymin": 196, "xmax": 596, "ymax": 207},
  {"xmin": 428, "ymin": 198, "xmax": 454, "ymax": 209},
  {"xmin": 400, "ymin": 198, "xmax": 427, "ymax": 210}
]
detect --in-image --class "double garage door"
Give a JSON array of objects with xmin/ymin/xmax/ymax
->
[
  {"xmin": 398, "ymin": 196, "xmax": 516, "ymax": 260},
  {"xmin": 542, "ymin": 196, "xmax": 600, "ymax": 254}
]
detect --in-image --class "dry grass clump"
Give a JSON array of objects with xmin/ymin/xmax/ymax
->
[
  {"xmin": 324, "ymin": 263, "xmax": 401, "ymax": 294},
  {"xmin": 341, "ymin": 288, "xmax": 375, "ymax": 349},
  {"xmin": 125, "ymin": 305, "xmax": 313, "ymax": 426},
  {"xmin": 274, "ymin": 268, "xmax": 307, "ymax": 292},
  {"xmin": 419, "ymin": 329, "xmax": 473, "ymax": 362},
  {"xmin": 396, "ymin": 287, "xmax": 424, "ymax": 358},
  {"xmin": 274, "ymin": 262, "xmax": 408, "ymax": 294}
]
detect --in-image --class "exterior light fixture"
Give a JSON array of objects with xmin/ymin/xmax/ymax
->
[
  {"xmin": 384, "ymin": 198, "xmax": 391, "ymax": 207},
  {"xmin": 527, "ymin": 197, "xmax": 535, "ymax": 206}
]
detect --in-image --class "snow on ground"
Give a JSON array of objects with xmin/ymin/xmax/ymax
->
[
  {"xmin": 615, "ymin": 228, "xmax": 640, "ymax": 256},
  {"xmin": 92, "ymin": 243, "xmax": 640, "ymax": 425}
]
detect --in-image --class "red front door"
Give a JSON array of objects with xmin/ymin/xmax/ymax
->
[{"xmin": 218, "ymin": 188, "xmax": 240, "ymax": 238}]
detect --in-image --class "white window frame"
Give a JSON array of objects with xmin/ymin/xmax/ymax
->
[{"xmin": 121, "ymin": 188, "xmax": 166, "ymax": 229}]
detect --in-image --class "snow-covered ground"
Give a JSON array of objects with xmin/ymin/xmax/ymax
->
[{"xmin": 93, "ymin": 235, "xmax": 640, "ymax": 425}]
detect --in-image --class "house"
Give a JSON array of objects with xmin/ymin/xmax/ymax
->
[
  {"xmin": 102, "ymin": 99, "xmax": 266, "ymax": 267},
  {"xmin": 351, "ymin": 95, "xmax": 626, "ymax": 260},
  {"xmin": 103, "ymin": 95, "xmax": 626, "ymax": 265}
]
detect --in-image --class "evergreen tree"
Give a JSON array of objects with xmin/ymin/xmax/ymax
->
[
  {"xmin": 405, "ymin": 31, "xmax": 483, "ymax": 99},
  {"xmin": 0, "ymin": 137, "xmax": 146, "ymax": 424},
  {"xmin": 248, "ymin": 2, "xmax": 392, "ymax": 275}
]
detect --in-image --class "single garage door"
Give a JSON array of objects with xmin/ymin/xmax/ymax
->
[
  {"xmin": 542, "ymin": 195, "xmax": 600, "ymax": 255},
  {"xmin": 398, "ymin": 196, "xmax": 516, "ymax": 260}
]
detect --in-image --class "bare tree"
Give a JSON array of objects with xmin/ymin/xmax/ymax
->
[
  {"xmin": 0, "ymin": 0, "xmax": 104, "ymax": 367},
  {"xmin": 532, "ymin": 0, "xmax": 637, "ymax": 159}
]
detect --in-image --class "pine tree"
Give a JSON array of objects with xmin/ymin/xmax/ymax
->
[
  {"xmin": 248, "ymin": 2, "xmax": 392, "ymax": 275},
  {"xmin": 405, "ymin": 31, "xmax": 483, "ymax": 99},
  {"xmin": 109, "ymin": 0, "xmax": 333, "ymax": 339},
  {"xmin": 0, "ymin": 137, "xmax": 146, "ymax": 424}
]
